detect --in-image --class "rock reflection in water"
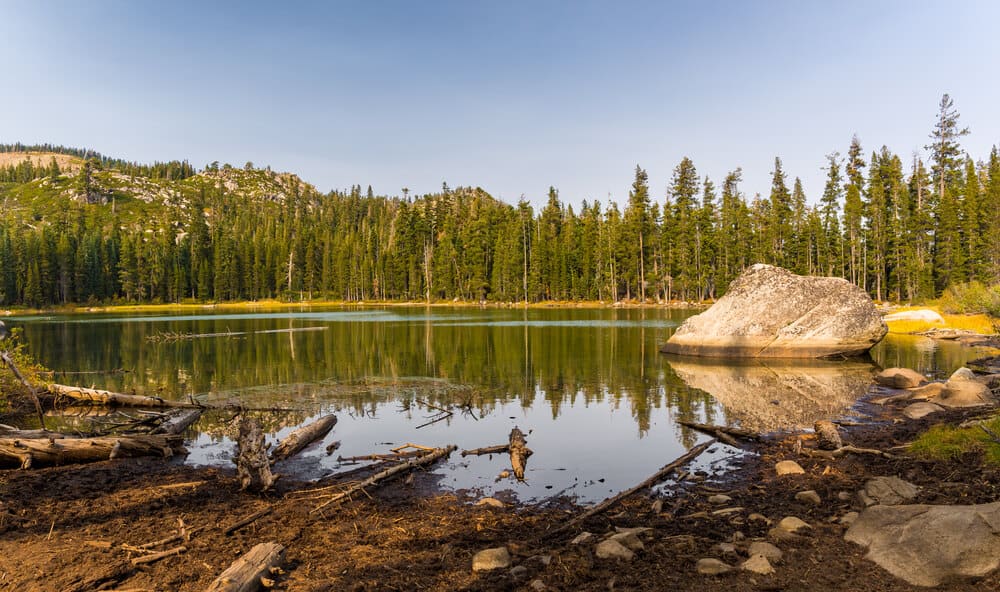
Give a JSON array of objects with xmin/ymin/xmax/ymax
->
[{"xmin": 666, "ymin": 357, "xmax": 877, "ymax": 432}]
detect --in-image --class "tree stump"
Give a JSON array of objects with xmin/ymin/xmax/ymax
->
[{"xmin": 235, "ymin": 418, "xmax": 277, "ymax": 492}]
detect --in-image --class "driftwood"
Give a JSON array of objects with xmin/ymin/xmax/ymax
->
[
  {"xmin": 548, "ymin": 439, "xmax": 716, "ymax": 537},
  {"xmin": 509, "ymin": 427, "xmax": 533, "ymax": 481},
  {"xmin": 49, "ymin": 383, "xmax": 200, "ymax": 408},
  {"xmin": 814, "ymin": 420, "xmax": 843, "ymax": 450},
  {"xmin": 0, "ymin": 427, "xmax": 72, "ymax": 439},
  {"xmin": 235, "ymin": 418, "xmax": 277, "ymax": 492},
  {"xmin": 0, "ymin": 434, "xmax": 184, "ymax": 469},
  {"xmin": 1, "ymin": 351, "xmax": 47, "ymax": 429},
  {"xmin": 269, "ymin": 414, "xmax": 337, "ymax": 464},
  {"xmin": 152, "ymin": 409, "xmax": 203, "ymax": 435},
  {"xmin": 802, "ymin": 444, "xmax": 897, "ymax": 460},
  {"xmin": 677, "ymin": 420, "xmax": 759, "ymax": 447},
  {"xmin": 205, "ymin": 541, "xmax": 285, "ymax": 592},
  {"xmin": 312, "ymin": 445, "xmax": 457, "ymax": 513},
  {"xmin": 461, "ymin": 444, "xmax": 509, "ymax": 457},
  {"xmin": 130, "ymin": 545, "xmax": 186, "ymax": 565},
  {"xmin": 224, "ymin": 507, "xmax": 273, "ymax": 536}
]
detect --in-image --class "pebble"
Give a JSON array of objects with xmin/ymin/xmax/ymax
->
[
  {"xmin": 472, "ymin": 547, "xmax": 511, "ymax": 572},
  {"xmin": 614, "ymin": 526, "xmax": 652, "ymax": 536},
  {"xmin": 510, "ymin": 565, "xmax": 528, "ymax": 579},
  {"xmin": 776, "ymin": 516, "xmax": 811, "ymax": 533},
  {"xmin": 531, "ymin": 554, "xmax": 552, "ymax": 566},
  {"xmin": 775, "ymin": 460, "xmax": 805, "ymax": 476},
  {"xmin": 696, "ymin": 558, "xmax": 733, "ymax": 575},
  {"xmin": 530, "ymin": 580, "xmax": 547, "ymax": 591},
  {"xmin": 498, "ymin": 470, "xmax": 511, "ymax": 479},
  {"xmin": 748, "ymin": 513, "xmax": 772, "ymax": 525},
  {"xmin": 712, "ymin": 507, "xmax": 744, "ymax": 516},
  {"xmin": 608, "ymin": 531, "xmax": 644, "ymax": 552},
  {"xmin": 837, "ymin": 491, "xmax": 853, "ymax": 501},
  {"xmin": 713, "ymin": 542, "xmax": 737, "ymax": 555},
  {"xmin": 795, "ymin": 490, "xmax": 821, "ymax": 505},
  {"xmin": 476, "ymin": 497, "xmax": 504, "ymax": 508},
  {"xmin": 747, "ymin": 541, "xmax": 783, "ymax": 562},
  {"xmin": 839, "ymin": 511, "xmax": 859, "ymax": 526},
  {"xmin": 742, "ymin": 554, "xmax": 775, "ymax": 575},
  {"xmin": 595, "ymin": 539, "xmax": 635, "ymax": 561},
  {"xmin": 651, "ymin": 499, "xmax": 664, "ymax": 513},
  {"xmin": 708, "ymin": 494, "xmax": 732, "ymax": 504},
  {"xmin": 570, "ymin": 532, "xmax": 594, "ymax": 545}
]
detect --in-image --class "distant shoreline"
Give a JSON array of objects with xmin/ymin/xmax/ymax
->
[{"xmin": 3, "ymin": 298, "xmax": 709, "ymax": 316}]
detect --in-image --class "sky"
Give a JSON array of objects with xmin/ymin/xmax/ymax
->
[{"xmin": 2, "ymin": 1, "xmax": 999, "ymax": 208}]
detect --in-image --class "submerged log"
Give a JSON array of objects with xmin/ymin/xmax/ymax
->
[
  {"xmin": 312, "ymin": 445, "xmax": 456, "ymax": 513},
  {"xmin": 676, "ymin": 420, "xmax": 759, "ymax": 447},
  {"xmin": 269, "ymin": 414, "xmax": 337, "ymax": 464},
  {"xmin": 153, "ymin": 409, "xmax": 203, "ymax": 435},
  {"xmin": 509, "ymin": 427, "xmax": 533, "ymax": 481},
  {"xmin": 461, "ymin": 444, "xmax": 509, "ymax": 457},
  {"xmin": 49, "ymin": 383, "xmax": 201, "ymax": 408},
  {"xmin": 548, "ymin": 439, "xmax": 716, "ymax": 537},
  {"xmin": 205, "ymin": 541, "xmax": 285, "ymax": 592},
  {"xmin": 0, "ymin": 434, "xmax": 184, "ymax": 469},
  {"xmin": 235, "ymin": 418, "xmax": 278, "ymax": 492}
]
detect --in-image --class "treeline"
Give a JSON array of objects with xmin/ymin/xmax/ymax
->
[
  {"xmin": 0, "ymin": 143, "xmax": 195, "ymax": 182},
  {"xmin": 1, "ymin": 94, "xmax": 998, "ymax": 307}
]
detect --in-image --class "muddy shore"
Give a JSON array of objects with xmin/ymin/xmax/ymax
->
[{"xmin": 2, "ymin": 390, "xmax": 999, "ymax": 592}]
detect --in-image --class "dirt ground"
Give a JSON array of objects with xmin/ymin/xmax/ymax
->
[{"xmin": 2, "ymin": 402, "xmax": 1000, "ymax": 592}]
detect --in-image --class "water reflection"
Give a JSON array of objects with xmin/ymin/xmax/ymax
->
[{"xmin": 666, "ymin": 357, "xmax": 877, "ymax": 431}]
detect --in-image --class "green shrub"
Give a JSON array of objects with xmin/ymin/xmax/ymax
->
[
  {"xmin": 0, "ymin": 327, "xmax": 48, "ymax": 413},
  {"xmin": 938, "ymin": 281, "xmax": 1000, "ymax": 315}
]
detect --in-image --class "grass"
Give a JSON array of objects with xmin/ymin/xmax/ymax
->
[
  {"xmin": 909, "ymin": 416, "xmax": 1000, "ymax": 465},
  {"xmin": 884, "ymin": 305, "xmax": 998, "ymax": 335}
]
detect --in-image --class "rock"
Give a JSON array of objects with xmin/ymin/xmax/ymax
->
[
  {"xmin": 531, "ymin": 554, "xmax": 552, "ymax": 566},
  {"xmin": 660, "ymin": 264, "xmax": 887, "ymax": 358},
  {"xmin": 714, "ymin": 542, "xmax": 737, "ymax": 555},
  {"xmin": 775, "ymin": 460, "xmax": 805, "ymax": 476},
  {"xmin": 875, "ymin": 367, "xmax": 927, "ymax": 389},
  {"xmin": 742, "ymin": 554, "xmax": 775, "ymax": 575},
  {"xmin": 883, "ymin": 309, "xmax": 945, "ymax": 324},
  {"xmin": 908, "ymin": 382, "xmax": 946, "ymax": 401},
  {"xmin": 595, "ymin": 539, "xmax": 635, "ymax": 561},
  {"xmin": 937, "ymin": 369, "xmax": 991, "ymax": 407},
  {"xmin": 696, "ymin": 558, "xmax": 734, "ymax": 575},
  {"xmin": 859, "ymin": 476, "xmax": 919, "ymax": 507},
  {"xmin": 608, "ymin": 532, "xmax": 644, "ymax": 552},
  {"xmin": 708, "ymin": 494, "xmax": 732, "ymax": 504},
  {"xmin": 747, "ymin": 541, "xmax": 783, "ymax": 562},
  {"xmin": 795, "ymin": 490, "xmax": 821, "ymax": 505},
  {"xmin": 570, "ymin": 532, "xmax": 594, "ymax": 545},
  {"xmin": 814, "ymin": 420, "xmax": 843, "ymax": 450},
  {"xmin": 510, "ymin": 565, "xmax": 528, "ymax": 579},
  {"xmin": 651, "ymin": 499, "xmax": 664, "ymax": 513},
  {"xmin": 476, "ymin": 497, "xmax": 504, "ymax": 508},
  {"xmin": 903, "ymin": 401, "xmax": 944, "ymax": 420},
  {"xmin": 530, "ymin": 580, "xmax": 547, "ymax": 591},
  {"xmin": 613, "ymin": 526, "xmax": 652, "ymax": 536},
  {"xmin": 839, "ymin": 511, "xmax": 859, "ymax": 526},
  {"xmin": 845, "ymin": 502, "xmax": 1000, "ymax": 587},
  {"xmin": 472, "ymin": 547, "xmax": 511, "ymax": 572},
  {"xmin": 748, "ymin": 513, "xmax": 772, "ymax": 525},
  {"xmin": 837, "ymin": 491, "xmax": 853, "ymax": 501},
  {"xmin": 776, "ymin": 516, "xmax": 811, "ymax": 533},
  {"xmin": 498, "ymin": 470, "xmax": 511, "ymax": 479}
]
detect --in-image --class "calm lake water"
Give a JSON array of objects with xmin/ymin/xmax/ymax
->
[{"xmin": 9, "ymin": 306, "xmax": 996, "ymax": 503}]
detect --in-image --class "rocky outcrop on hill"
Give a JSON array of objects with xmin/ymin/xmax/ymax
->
[{"xmin": 662, "ymin": 264, "xmax": 887, "ymax": 358}]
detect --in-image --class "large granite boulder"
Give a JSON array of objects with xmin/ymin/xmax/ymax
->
[
  {"xmin": 845, "ymin": 502, "xmax": 1000, "ymax": 586},
  {"xmin": 662, "ymin": 264, "xmax": 887, "ymax": 358}
]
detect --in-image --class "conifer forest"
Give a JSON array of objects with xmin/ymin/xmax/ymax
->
[{"xmin": 2, "ymin": 95, "xmax": 998, "ymax": 308}]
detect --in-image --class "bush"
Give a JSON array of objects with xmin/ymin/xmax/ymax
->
[
  {"xmin": 938, "ymin": 281, "xmax": 1000, "ymax": 316},
  {"xmin": 0, "ymin": 327, "xmax": 48, "ymax": 413}
]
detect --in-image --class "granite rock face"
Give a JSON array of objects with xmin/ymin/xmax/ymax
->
[{"xmin": 662, "ymin": 264, "xmax": 887, "ymax": 358}]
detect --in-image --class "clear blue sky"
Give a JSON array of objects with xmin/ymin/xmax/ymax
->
[{"xmin": 2, "ymin": 1, "xmax": 998, "ymax": 208}]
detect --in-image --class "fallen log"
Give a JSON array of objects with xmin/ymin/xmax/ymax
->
[
  {"xmin": 49, "ymin": 383, "xmax": 201, "ymax": 408},
  {"xmin": 547, "ymin": 439, "xmax": 716, "ymax": 537},
  {"xmin": 312, "ymin": 445, "xmax": 456, "ymax": 513},
  {"xmin": 461, "ymin": 444, "xmax": 509, "ymax": 457},
  {"xmin": 269, "ymin": 414, "xmax": 337, "ymax": 464},
  {"xmin": 509, "ymin": 427, "xmax": 533, "ymax": 481},
  {"xmin": 205, "ymin": 541, "xmax": 285, "ymax": 592},
  {"xmin": 677, "ymin": 420, "xmax": 760, "ymax": 446},
  {"xmin": 235, "ymin": 418, "xmax": 277, "ymax": 492},
  {"xmin": 0, "ymin": 434, "xmax": 184, "ymax": 469},
  {"xmin": 0, "ymin": 427, "xmax": 72, "ymax": 439},
  {"xmin": 152, "ymin": 409, "xmax": 203, "ymax": 435}
]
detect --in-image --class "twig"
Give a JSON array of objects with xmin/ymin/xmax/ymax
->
[
  {"xmin": 802, "ymin": 444, "xmax": 897, "ymax": 460},
  {"xmin": 223, "ymin": 506, "xmax": 273, "ymax": 536},
  {"xmin": 130, "ymin": 546, "xmax": 185, "ymax": 565},
  {"xmin": 461, "ymin": 444, "xmax": 509, "ymax": 457}
]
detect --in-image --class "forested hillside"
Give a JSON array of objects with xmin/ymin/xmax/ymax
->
[{"xmin": 1, "ymin": 95, "xmax": 998, "ymax": 307}]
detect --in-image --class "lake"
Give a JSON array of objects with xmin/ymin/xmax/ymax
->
[{"xmin": 9, "ymin": 306, "xmax": 995, "ymax": 503}]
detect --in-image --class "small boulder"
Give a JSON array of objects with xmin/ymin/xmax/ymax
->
[
  {"xmin": 845, "ymin": 502, "xmax": 1000, "ymax": 587},
  {"xmin": 903, "ymin": 401, "xmax": 944, "ymax": 420},
  {"xmin": 859, "ymin": 476, "xmax": 919, "ymax": 507},
  {"xmin": 472, "ymin": 547, "xmax": 511, "ymax": 572},
  {"xmin": 742, "ymin": 554, "xmax": 775, "ymax": 575},
  {"xmin": 595, "ymin": 539, "xmax": 635, "ymax": 561},
  {"xmin": 748, "ymin": 541, "xmax": 783, "ymax": 562},
  {"xmin": 795, "ymin": 490, "xmax": 821, "ymax": 506},
  {"xmin": 908, "ymin": 382, "xmax": 946, "ymax": 401},
  {"xmin": 775, "ymin": 460, "xmax": 805, "ymax": 476},
  {"xmin": 696, "ymin": 558, "xmax": 734, "ymax": 575},
  {"xmin": 883, "ymin": 309, "xmax": 945, "ymax": 324},
  {"xmin": 776, "ymin": 516, "xmax": 811, "ymax": 533},
  {"xmin": 608, "ymin": 531, "xmax": 644, "ymax": 552},
  {"xmin": 875, "ymin": 368, "xmax": 927, "ymax": 389},
  {"xmin": 937, "ymin": 369, "xmax": 991, "ymax": 407}
]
